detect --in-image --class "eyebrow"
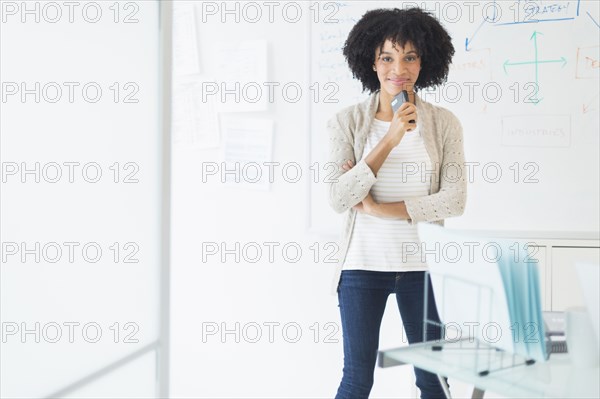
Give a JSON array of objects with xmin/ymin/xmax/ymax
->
[{"xmin": 379, "ymin": 50, "xmax": 419, "ymax": 56}]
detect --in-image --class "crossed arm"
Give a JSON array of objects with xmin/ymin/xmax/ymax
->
[
  {"xmin": 327, "ymin": 110, "xmax": 466, "ymax": 223},
  {"xmin": 340, "ymin": 160, "xmax": 410, "ymax": 220}
]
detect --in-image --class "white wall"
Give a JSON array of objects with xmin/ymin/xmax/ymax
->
[{"xmin": 170, "ymin": 2, "xmax": 350, "ymax": 397}]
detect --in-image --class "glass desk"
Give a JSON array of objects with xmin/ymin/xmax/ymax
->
[{"xmin": 378, "ymin": 340, "xmax": 600, "ymax": 398}]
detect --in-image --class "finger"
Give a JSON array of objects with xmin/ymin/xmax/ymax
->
[
  {"xmin": 398, "ymin": 102, "xmax": 412, "ymax": 112},
  {"xmin": 404, "ymin": 110, "xmax": 417, "ymax": 120},
  {"xmin": 402, "ymin": 110, "xmax": 417, "ymax": 119},
  {"xmin": 400, "ymin": 105, "xmax": 416, "ymax": 115}
]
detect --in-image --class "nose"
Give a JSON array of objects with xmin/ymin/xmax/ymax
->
[{"xmin": 392, "ymin": 59, "xmax": 406, "ymax": 75}]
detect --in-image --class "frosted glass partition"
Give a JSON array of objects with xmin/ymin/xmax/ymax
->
[
  {"xmin": 62, "ymin": 348, "xmax": 158, "ymax": 399},
  {"xmin": 0, "ymin": 1, "xmax": 166, "ymax": 397}
]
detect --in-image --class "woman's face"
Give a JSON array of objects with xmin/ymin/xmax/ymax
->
[{"xmin": 373, "ymin": 39, "xmax": 421, "ymax": 96}]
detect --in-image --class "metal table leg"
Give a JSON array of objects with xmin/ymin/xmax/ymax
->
[
  {"xmin": 437, "ymin": 374, "xmax": 452, "ymax": 398},
  {"xmin": 471, "ymin": 387, "xmax": 485, "ymax": 399}
]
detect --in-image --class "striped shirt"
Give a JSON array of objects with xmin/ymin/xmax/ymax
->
[{"xmin": 343, "ymin": 118, "xmax": 432, "ymax": 271}]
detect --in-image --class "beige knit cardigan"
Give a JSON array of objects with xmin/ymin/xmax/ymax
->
[{"xmin": 326, "ymin": 90, "xmax": 467, "ymax": 294}]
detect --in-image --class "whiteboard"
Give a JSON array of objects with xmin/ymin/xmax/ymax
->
[{"xmin": 309, "ymin": 0, "xmax": 600, "ymax": 235}]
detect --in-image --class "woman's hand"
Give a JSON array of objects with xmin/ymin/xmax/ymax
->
[
  {"xmin": 354, "ymin": 192, "xmax": 381, "ymax": 216},
  {"xmin": 341, "ymin": 159, "xmax": 354, "ymax": 172},
  {"xmin": 385, "ymin": 102, "xmax": 417, "ymax": 147}
]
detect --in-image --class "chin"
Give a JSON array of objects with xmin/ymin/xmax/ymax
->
[{"xmin": 385, "ymin": 85, "xmax": 404, "ymax": 96}]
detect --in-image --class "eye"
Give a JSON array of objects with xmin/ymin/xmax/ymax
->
[
  {"xmin": 381, "ymin": 56, "xmax": 393, "ymax": 62},
  {"xmin": 405, "ymin": 55, "xmax": 418, "ymax": 63}
]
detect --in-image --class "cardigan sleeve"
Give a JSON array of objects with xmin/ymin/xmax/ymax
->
[
  {"xmin": 404, "ymin": 110, "xmax": 467, "ymax": 224},
  {"xmin": 326, "ymin": 111, "xmax": 377, "ymax": 214}
]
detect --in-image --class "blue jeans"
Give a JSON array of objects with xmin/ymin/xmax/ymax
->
[{"xmin": 335, "ymin": 270, "xmax": 447, "ymax": 399}]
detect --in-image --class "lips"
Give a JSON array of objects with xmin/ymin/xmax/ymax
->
[{"xmin": 388, "ymin": 78, "xmax": 409, "ymax": 86}]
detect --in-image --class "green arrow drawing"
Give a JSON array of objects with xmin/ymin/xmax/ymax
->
[
  {"xmin": 533, "ymin": 30, "xmax": 540, "ymax": 97},
  {"xmin": 503, "ymin": 57, "xmax": 567, "ymax": 70},
  {"xmin": 503, "ymin": 31, "xmax": 567, "ymax": 104}
]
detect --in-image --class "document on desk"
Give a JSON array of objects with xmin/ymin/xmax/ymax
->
[
  {"xmin": 418, "ymin": 224, "xmax": 548, "ymax": 362},
  {"xmin": 496, "ymin": 242, "xmax": 546, "ymax": 361}
]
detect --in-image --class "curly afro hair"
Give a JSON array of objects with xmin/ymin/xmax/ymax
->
[{"xmin": 343, "ymin": 7, "xmax": 455, "ymax": 94}]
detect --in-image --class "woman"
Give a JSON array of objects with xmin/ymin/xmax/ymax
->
[{"xmin": 326, "ymin": 7, "xmax": 467, "ymax": 399}]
